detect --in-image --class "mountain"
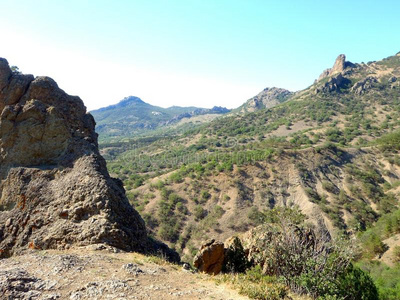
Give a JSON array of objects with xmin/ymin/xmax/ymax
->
[
  {"xmin": 91, "ymin": 96, "xmax": 230, "ymax": 141},
  {"xmin": 101, "ymin": 52, "xmax": 400, "ymax": 265},
  {"xmin": 235, "ymin": 87, "xmax": 293, "ymax": 113}
]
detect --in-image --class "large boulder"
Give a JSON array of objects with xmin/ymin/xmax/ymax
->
[
  {"xmin": 0, "ymin": 58, "xmax": 150, "ymax": 258},
  {"xmin": 193, "ymin": 239, "xmax": 225, "ymax": 275}
]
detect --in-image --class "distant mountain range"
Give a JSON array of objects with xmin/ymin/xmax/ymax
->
[
  {"xmin": 91, "ymin": 96, "xmax": 230, "ymax": 140},
  {"xmin": 92, "ymin": 86, "xmax": 297, "ymax": 141}
]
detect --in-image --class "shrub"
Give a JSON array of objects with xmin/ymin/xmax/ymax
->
[
  {"xmin": 393, "ymin": 246, "xmax": 400, "ymax": 263},
  {"xmin": 200, "ymin": 190, "xmax": 211, "ymax": 202},
  {"xmin": 359, "ymin": 231, "xmax": 387, "ymax": 259},
  {"xmin": 247, "ymin": 208, "xmax": 373, "ymax": 298},
  {"xmin": 333, "ymin": 264, "xmax": 378, "ymax": 300},
  {"xmin": 223, "ymin": 237, "xmax": 250, "ymax": 273},
  {"xmin": 322, "ymin": 180, "xmax": 338, "ymax": 194},
  {"xmin": 194, "ymin": 205, "xmax": 206, "ymax": 220},
  {"xmin": 358, "ymin": 261, "xmax": 400, "ymax": 300}
]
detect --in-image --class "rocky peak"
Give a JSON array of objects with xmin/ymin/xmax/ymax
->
[
  {"xmin": 0, "ymin": 58, "xmax": 169, "ymax": 258},
  {"xmin": 318, "ymin": 54, "xmax": 351, "ymax": 81},
  {"xmin": 331, "ymin": 54, "xmax": 346, "ymax": 74}
]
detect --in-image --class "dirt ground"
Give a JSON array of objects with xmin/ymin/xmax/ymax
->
[{"xmin": 0, "ymin": 244, "xmax": 249, "ymax": 300}]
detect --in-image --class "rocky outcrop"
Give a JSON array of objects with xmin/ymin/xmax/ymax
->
[
  {"xmin": 0, "ymin": 58, "xmax": 152, "ymax": 258},
  {"xmin": 351, "ymin": 76, "xmax": 378, "ymax": 95},
  {"xmin": 240, "ymin": 87, "xmax": 293, "ymax": 113},
  {"xmin": 315, "ymin": 74, "xmax": 349, "ymax": 94},
  {"xmin": 318, "ymin": 54, "xmax": 354, "ymax": 82},
  {"xmin": 193, "ymin": 239, "xmax": 225, "ymax": 275}
]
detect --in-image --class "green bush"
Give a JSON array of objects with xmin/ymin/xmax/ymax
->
[
  {"xmin": 200, "ymin": 190, "xmax": 211, "ymax": 202},
  {"xmin": 393, "ymin": 246, "xmax": 400, "ymax": 263},
  {"xmin": 194, "ymin": 205, "xmax": 206, "ymax": 220},
  {"xmin": 358, "ymin": 261, "xmax": 400, "ymax": 300},
  {"xmin": 334, "ymin": 264, "xmax": 378, "ymax": 300},
  {"xmin": 359, "ymin": 231, "xmax": 387, "ymax": 259}
]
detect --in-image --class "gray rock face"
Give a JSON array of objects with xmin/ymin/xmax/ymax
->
[{"xmin": 0, "ymin": 58, "xmax": 149, "ymax": 257}]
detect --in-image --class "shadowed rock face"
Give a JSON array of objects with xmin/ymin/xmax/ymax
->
[{"xmin": 0, "ymin": 58, "xmax": 149, "ymax": 257}]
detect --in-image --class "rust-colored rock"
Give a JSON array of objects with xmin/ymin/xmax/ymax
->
[{"xmin": 193, "ymin": 239, "xmax": 225, "ymax": 275}]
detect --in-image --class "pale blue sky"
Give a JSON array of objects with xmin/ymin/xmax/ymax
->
[{"xmin": 1, "ymin": 0, "xmax": 399, "ymax": 110}]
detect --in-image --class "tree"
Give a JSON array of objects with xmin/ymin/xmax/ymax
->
[{"xmin": 10, "ymin": 65, "xmax": 20, "ymax": 74}]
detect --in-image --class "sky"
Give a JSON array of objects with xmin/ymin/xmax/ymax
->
[{"xmin": 1, "ymin": 0, "xmax": 399, "ymax": 111}]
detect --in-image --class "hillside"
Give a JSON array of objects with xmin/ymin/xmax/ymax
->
[
  {"xmin": 101, "ymin": 52, "xmax": 400, "ymax": 263},
  {"xmin": 91, "ymin": 96, "xmax": 230, "ymax": 141}
]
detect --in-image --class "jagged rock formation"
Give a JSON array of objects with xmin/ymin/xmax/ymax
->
[
  {"xmin": 0, "ymin": 58, "xmax": 151, "ymax": 258},
  {"xmin": 318, "ymin": 54, "xmax": 354, "ymax": 81}
]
